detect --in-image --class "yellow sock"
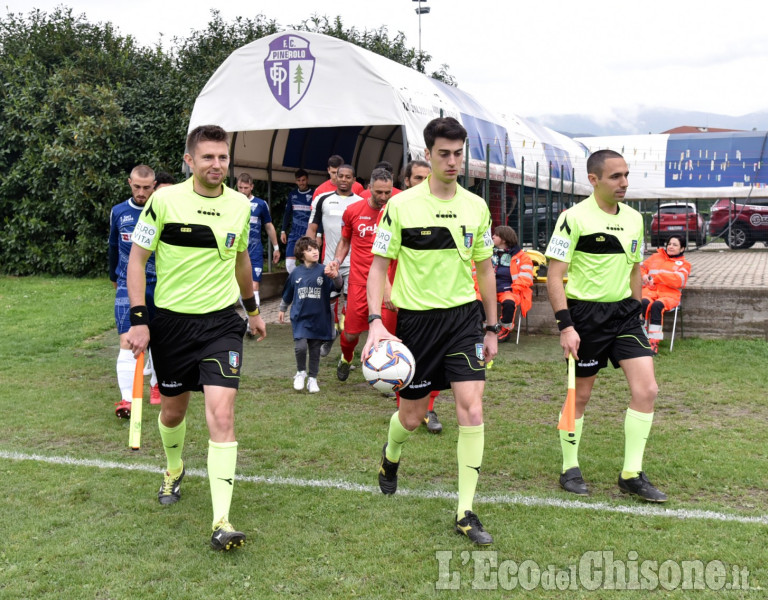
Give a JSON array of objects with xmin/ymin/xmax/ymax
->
[
  {"xmin": 208, "ymin": 440, "xmax": 238, "ymax": 528},
  {"xmin": 158, "ymin": 416, "xmax": 185, "ymax": 473},
  {"xmin": 457, "ymin": 424, "xmax": 484, "ymax": 519},
  {"xmin": 386, "ymin": 411, "xmax": 412, "ymax": 463},
  {"xmin": 622, "ymin": 408, "xmax": 654, "ymax": 478},
  {"xmin": 560, "ymin": 416, "xmax": 584, "ymax": 472}
]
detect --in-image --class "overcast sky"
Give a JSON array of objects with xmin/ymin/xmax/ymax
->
[{"xmin": 6, "ymin": 0, "xmax": 768, "ymax": 127}]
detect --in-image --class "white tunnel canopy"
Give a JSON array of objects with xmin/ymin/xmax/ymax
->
[
  {"xmin": 188, "ymin": 30, "xmax": 591, "ymax": 195},
  {"xmin": 189, "ymin": 30, "xmax": 768, "ymax": 201}
]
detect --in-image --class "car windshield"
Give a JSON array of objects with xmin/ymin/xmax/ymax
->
[
  {"xmin": 658, "ymin": 205, "xmax": 696, "ymax": 214},
  {"xmin": 743, "ymin": 199, "xmax": 768, "ymax": 208}
]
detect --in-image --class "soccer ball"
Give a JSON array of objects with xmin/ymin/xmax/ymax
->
[{"xmin": 362, "ymin": 340, "xmax": 416, "ymax": 393}]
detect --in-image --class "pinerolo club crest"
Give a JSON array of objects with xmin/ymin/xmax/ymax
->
[{"xmin": 264, "ymin": 34, "xmax": 316, "ymax": 110}]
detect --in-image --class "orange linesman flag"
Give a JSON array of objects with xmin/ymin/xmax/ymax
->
[
  {"xmin": 129, "ymin": 351, "xmax": 144, "ymax": 450},
  {"xmin": 557, "ymin": 355, "xmax": 576, "ymax": 433}
]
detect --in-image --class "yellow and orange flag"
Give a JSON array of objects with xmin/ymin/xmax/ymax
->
[
  {"xmin": 129, "ymin": 352, "xmax": 144, "ymax": 450},
  {"xmin": 557, "ymin": 355, "xmax": 576, "ymax": 433}
]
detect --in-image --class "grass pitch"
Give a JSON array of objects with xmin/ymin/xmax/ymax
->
[{"xmin": 0, "ymin": 276, "xmax": 766, "ymax": 598}]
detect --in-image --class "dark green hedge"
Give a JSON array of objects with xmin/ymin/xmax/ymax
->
[{"xmin": 0, "ymin": 9, "xmax": 451, "ymax": 275}]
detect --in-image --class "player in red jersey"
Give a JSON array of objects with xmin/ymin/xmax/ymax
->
[
  {"xmin": 312, "ymin": 154, "xmax": 364, "ymax": 201},
  {"xmin": 359, "ymin": 161, "xmax": 402, "ymax": 201},
  {"xmin": 326, "ymin": 168, "xmax": 393, "ymax": 381}
]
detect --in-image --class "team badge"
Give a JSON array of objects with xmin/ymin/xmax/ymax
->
[
  {"xmin": 225, "ymin": 233, "xmax": 236, "ymax": 248},
  {"xmin": 464, "ymin": 232, "xmax": 474, "ymax": 248},
  {"xmin": 475, "ymin": 344, "xmax": 484, "ymax": 361},
  {"xmin": 264, "ymin": 34, "xmax": 316, "ymax": 110},
  {"xmin": 317, "ymin": 277, "xmax": 324, "ymax": 285},
  {"xmin": 675, "ymin": 260, "xmax": 683, "ymax": 266},
  {"xmin": 229, "ymin": 351, "xmax": 241, "ymax": 369},
  {"xmin": 631, "ymin": 240, "xmax": 638, "ymax": 253}
]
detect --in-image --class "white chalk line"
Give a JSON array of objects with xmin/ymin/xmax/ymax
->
[{"xmin": 2, "ymin": 449, "xmax": 766, "ymax": 526}]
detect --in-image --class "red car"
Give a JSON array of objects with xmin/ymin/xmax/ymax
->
[
  {"xmin": 709, "ymin": 198, "xmax": 768, "ymax": 249},
  {"xmin": 649, "ymin": 202, "xmax": 706, "ymax": 247}
]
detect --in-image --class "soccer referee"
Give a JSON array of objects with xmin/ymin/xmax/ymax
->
[
  {"xmin": 126, "ymin": 124, "xmax": 267, "ymax": 550},
  {"xmin": 364, "ymin": 117, "xmax": 499, "ymax": 544},
  {"xmin": 545, "ymin": 149, "xmax": 666, "ymax": 503}
]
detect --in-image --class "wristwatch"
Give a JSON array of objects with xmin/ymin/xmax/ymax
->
[{"xmin": 484, "ymin": 323, "xmax": 502, "ymax": 334}]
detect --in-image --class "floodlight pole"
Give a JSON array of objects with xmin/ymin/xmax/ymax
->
[{"xmin": 413, "ymin": 0, "xmax": 430, "ymax": 65}]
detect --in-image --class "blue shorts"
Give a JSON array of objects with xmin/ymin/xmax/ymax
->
[
  {"xmin": 286, "ymin": 236, "xmax": 301, "ymax": 259},
  {"xmin": 114, "ymin": 282, "xmax": 156, "ymax": 334},
  {"xmin": 249, "ymin": 248, "xmax": 264, "ymax": 282}
]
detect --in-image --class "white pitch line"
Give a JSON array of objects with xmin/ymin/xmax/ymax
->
[{"xmin": 3, "ymin": 449, "xmax": 767, "ymax": 526}]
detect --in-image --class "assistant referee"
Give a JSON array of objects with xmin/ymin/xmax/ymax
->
[{"xmin": 545, "ymin": 149, "xmax": 666, "ymax": 503}]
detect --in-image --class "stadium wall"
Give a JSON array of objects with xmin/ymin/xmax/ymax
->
[{"xmin": 524, "ymin": 285, "xmax": 768, "ymax": 340}]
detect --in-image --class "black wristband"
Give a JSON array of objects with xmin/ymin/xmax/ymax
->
[
  {"xmin": 555, "ymin": 309, "xmax": 574, "ymax": 332},
  {"xmin": 242, "ymin": 296, "xmax": 258, "ymax": 313},
  {"xmin": 367, "ymin": 313, "xmax": 382, "ymax": 324},
  {"xmin": 129, "ymin": 305, "xmax": 150, "ymax": 326}
]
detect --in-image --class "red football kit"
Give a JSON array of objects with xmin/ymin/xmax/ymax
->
[{"xmin": 341, "ymin": 198, "xmax": 381, "ymax": 334}]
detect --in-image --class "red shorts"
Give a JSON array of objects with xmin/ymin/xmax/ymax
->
[
  {"xmin": 343, "ymin": 283, "xmax": 398, "ymax": 336},
  {"xmin": 344, "ymin": 284, "xmax": 369, "ymax": 335}
]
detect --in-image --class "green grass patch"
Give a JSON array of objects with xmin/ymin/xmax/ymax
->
[{"xmin": 0, "ymin": 276, "xmax": 766, "ymax": 598}]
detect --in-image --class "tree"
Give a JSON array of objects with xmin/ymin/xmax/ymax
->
[
  {"xmin": 0, "ymin": 8, "xmax": 176, "ymax": 275},
  {"xmin": 294, "ymin": 64, "xmax": 305, "ymax": 94},
  {"xmin": 0, "ymin": 9, "xmax": 453, "ymax": 275},
  {"xmin": 430, "ymin": 63, "xmax": 458, "ymax": 87}
]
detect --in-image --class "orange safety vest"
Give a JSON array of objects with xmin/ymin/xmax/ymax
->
[
  {"xmin": 501, "ymin": 249, "xmax": 533, "ymax": 316},
  {"xmin": 641, "ymin": 248, "xmax": 691, "ymax": 306}
]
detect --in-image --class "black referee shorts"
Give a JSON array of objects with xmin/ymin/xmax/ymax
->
[
  {"xmin": 396, "ymin": 301, "xmax": 486, "ymax": 400},
  {"xmin": 569, "ymin": 297, "xmax": 654, "ymax": 378},
  {"xmin": 150, "ymin": 306, "xmax": 248, "ymax": 396}
]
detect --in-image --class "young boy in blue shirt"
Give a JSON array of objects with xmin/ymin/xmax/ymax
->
[{"xmin": 278, "ymin": 237, "xmax": 342, "ymax": 393}]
